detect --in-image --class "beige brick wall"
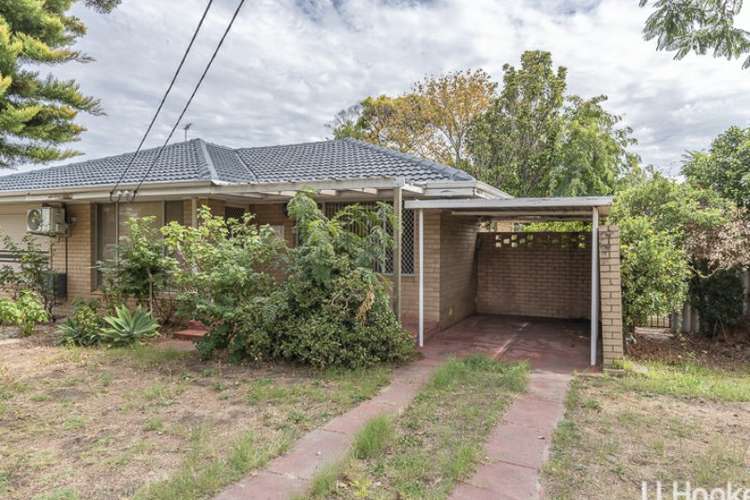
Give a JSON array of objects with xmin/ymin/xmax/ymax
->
[
  {"xmin": 599, "ymin": 224, "xmax": 624, "ymax": 367},
  {"xmin": 51, "ymin": 203, "xmax": 96, "ymax": 299},
  {"xmin": 399, "ymin": 210, "xmax": 441, "ymax": 332},
  {"xmin": 476, "ymin": 232, "xmax": 592, "ymax": 319},
  {"xmin": 249, "ymin": 203, "xmax": 296, "ymax": 247},
  {"xmin": 438, "ymin": 213, "xmax": 478, "ymax": 329}
]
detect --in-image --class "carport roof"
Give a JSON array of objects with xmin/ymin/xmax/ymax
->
[{"xmin": 404, "ymin": 196, "xmax": 613, "ymax": 219}]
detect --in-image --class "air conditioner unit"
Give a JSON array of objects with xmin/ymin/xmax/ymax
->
[{"xmin": 26, "ymin": 207, "xmax": 67, "ymax": 236}]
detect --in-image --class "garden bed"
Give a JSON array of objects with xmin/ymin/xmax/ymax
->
[{"xmin": 0, "ymin": 333, "xmax": 391, "ymax": 500}]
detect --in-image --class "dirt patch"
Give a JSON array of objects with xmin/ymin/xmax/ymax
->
[
  {"xmin": 0, "ymin": 337, "xmax": 390, "ymax": 499},
  {"xmin": 629, "ymin": 327, "xmax": 750, "ymax": 372},
  {"xmin": 542, "ymin": 375, "xmax": 750, "ymax": 499}
]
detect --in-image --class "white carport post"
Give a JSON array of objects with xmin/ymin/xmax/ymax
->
[
  {"xmin": 590, "ymin": 207, "xmax": 599, "ymax": 366},
  {"xmin": 418, "ymin": 208, "xmax": 424, "ymax": 348}
]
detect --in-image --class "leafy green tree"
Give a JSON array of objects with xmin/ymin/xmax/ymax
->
[
  {"xmin": 683, "ymin": 126, "xmax": 750, "ymax": 209},
  {"xmin": 0, "ymin": 0, "xmax": 119, "ymax": 167},
  {"xmin": 467, "ymin": 51, "xmax": 638, "ymax": 197},
  {"xmin": 550, "ymin": 96, "xmax": 640, "ymax": 196},
  {"xmin": 640, "ymin": 0, "xmax": 750, "ymax": 69},
  {"xmin": 468, "ymin": 51, "xmax": 567, "ymax": 196}
]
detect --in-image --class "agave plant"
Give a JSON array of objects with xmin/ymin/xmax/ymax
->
[{"xmin": 100, "ymin": 305, "xmax": 159, "ymax": 347}]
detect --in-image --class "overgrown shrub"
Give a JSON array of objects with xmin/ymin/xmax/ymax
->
[
  {"xmin": 161, "ymin": 196, "xmax": 415, "ymax": 368},
  {"xmin": 0, "ymin": 298, "xmax": 20, "ymax": 326},
  {"xmin": 59, "ymin": 300, "xmax": 102, "ymax": 347},
  {"xmin": 98, "ymin": 217, "xmax": 175, "ymax": 317},
  {"xmin": 161, "ymin": 206, "xmax": 284, "ymax": 357},
  {"xmin": 0, "ymin": 291, "xmax": 48, "ymax": 336},
  {"xmin": 0, "ymin": 235, "xmax": 57, "ymax": 314},
  {"xmin": 690, "ymin": 267, "xmax": 745, "ymax": 337},
  {"xmin": 618, "ymin": 216, "xmax": 691, "ymax": 331},
  {"xmin": 100, "ymin": 305, "xmax": 159, "ymax": 347}
]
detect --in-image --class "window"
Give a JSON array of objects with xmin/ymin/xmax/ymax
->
[
  {"xmin": 96, "ymin": 201, "xmax": 185, "ymax": 286},
  {"xmin": 322, "ymin": 201, "xmax": 415, "ymax": 275},
  {"xmin": 165, "ymin": 200, "xmax": 184, "ymax": 225},
  {"xmin": 224, "ymin": 206, "xmax": 246, "ymax": 222}
]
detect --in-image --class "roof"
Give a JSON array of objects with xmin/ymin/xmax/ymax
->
[
  {"xmin": 0, "ymin": 138, "xmax": 474, "ymax": 194},
  {"xmin": 404, "ymin": 196, "xmax": 613, "ymax": 219},
  {"xmin": 404, "ymin": 196, "xmax": 614, "ymax": 210}
]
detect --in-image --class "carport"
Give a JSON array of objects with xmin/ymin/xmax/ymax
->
[{"xmin": 403, "ymin": 196, "xmax": 624, "ymax": 368}]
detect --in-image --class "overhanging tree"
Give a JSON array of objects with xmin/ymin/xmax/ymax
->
[
  {"xmin": 0, "ymin": 0, "xmax": 119, "ymax": 167},
  {"xmin": 640, "ymin": 0, "xmax": 750, "ymax": 69}
]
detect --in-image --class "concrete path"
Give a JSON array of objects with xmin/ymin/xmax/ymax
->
[
  {"xmin": 215, "ymin": 315, "xmax": 588, "ymax": 500},
  {"xmin": 449, "ymin": 370, "xmax": 571, "ymax": 500},
  {"xmin": 215, "ymin": 357, "xmax": 443, "ymax": 500},
  {"xmin": 447, "ymin": 316, "xmax": 590, "ymax": 500}
]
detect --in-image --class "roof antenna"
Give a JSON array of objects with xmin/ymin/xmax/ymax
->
[{"xmin": 183, "ymin": 123, "xmax": 193, "ymax": 142}]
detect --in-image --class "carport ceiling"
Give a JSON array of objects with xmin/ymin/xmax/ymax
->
[{"xmin": 404, "ymin": 196, "xmax": 613, "ymax": 221}]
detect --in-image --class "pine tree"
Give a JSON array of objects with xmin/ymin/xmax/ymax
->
[{"xmin": 0, "ymin": 0, "xmax": 119, "ymax": 167}]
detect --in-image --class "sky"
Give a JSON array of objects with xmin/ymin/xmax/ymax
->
[{"xmin": 31, "ymin": 0, "xmax": 750, "ymax": 178}]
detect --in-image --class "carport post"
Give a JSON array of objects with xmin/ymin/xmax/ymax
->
[
  {"xmin": 393, "ymin": 186, "xmax": 402, "ymax": 320},
  {"xmin": 418, "ymin": 208, "xmax": 424, "ymax": 348},
  {"xmin": 591, "ymin": 207, "xmax": 599, "ymax": 366}
]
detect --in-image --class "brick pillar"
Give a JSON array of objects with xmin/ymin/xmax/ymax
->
[{"xmin": 598, "ymin": 225, "xmax": 624, "ymax": 367}]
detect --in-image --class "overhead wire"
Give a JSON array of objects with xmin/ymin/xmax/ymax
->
[
  {"xmin": 109, "ymin": 0, "xmax": 215, "ymax": 202},
  {"xmin": 131, "ymin": 0, "xmax": 247, "ymax": 200}
]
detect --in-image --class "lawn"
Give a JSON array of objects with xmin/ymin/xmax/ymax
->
[
  {"xmin": 0, "ymin": 336, "xmax": 391, "ymax": 500},
  {"xmin": 542, "ymin": 358, "xmax": 750, "ymax": 499},
  {"xmin": 304, "ymin": 355, "xmax": 529, "ymax": 499}
]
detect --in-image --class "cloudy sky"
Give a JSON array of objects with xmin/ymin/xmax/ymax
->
[{"xmin": 40, "ymin": 0, "xmax": 750, "ymax": 177}]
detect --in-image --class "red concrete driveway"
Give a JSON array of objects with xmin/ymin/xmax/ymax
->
[{"xmin": 420, "ymin": 314, "xmax": 592, "ymax": 372}]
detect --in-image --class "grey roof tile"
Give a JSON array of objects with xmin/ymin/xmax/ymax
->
[{"xmin": 0, "ymin": 137, "xmax": 474, "ymax": 193}]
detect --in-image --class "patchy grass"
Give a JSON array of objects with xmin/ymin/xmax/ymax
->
[
  {"xmin": 543, "ymin": 361, "xmax": 750, "ymax": 499},
  {"xmin": 0, "ymin": 338, "xmax": 391, "ymax": 500},
  {"xmin": 306, "ymin": 355, "xmax": 529, "ymax": 499},
  {"xmin": 352, "ymin": 416, "xmax": 394, "ymax": 460},
  {"xmin": 619, "ymin": 360, "xmax": 750, "ymax": 402}
]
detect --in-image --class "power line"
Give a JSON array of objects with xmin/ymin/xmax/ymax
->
[
  {"xmin": 109, "ymin": 0, "xmax": 215, "ymax": 202},
  {"xmin": 131, "ymin": 0, "xmax": 247, "ymax": 200}
]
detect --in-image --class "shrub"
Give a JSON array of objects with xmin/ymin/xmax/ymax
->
[
  {"xmin": 15, "ymin": 291, "xmax": 49, "ymax": 336},
  {"xmin": 0, "ymin": 298, "xmax": 19, "ymax": 326},
  {"xmin": 98, "ymin": 217, "xmax": 175, "ymax": 317},
  {"xmin": 690, "ymin": 267, "xmax": 745, "ymax": 337},
  {"xmin": 59, "ymin": 300, "xmax": 102, "ymax": 347},
  {"xmin": 618, "ymin": 216, "xmax": 690, "ymax": 331},
  {"xmin": 161, "ymin": 195, "xmax": 415, "ymax": 368},
  {"xmin": 0, "ymin": 235, "xmax": 57, "ymax": 314},
  {"xmin": 161, "ymin": 207, "xmax": 285, "ymax": 358},
  {"xmin": 0, "ymin": 292, "xmax": 48, "ymax": 336},
  {"xmin": 100, "ymin": 306, "xmax": 159, "ymax": 347}
]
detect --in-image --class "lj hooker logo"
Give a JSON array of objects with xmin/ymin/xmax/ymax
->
[{"xmin": 642, "ymin": 481, "xmax": 750, "ymax": 500}]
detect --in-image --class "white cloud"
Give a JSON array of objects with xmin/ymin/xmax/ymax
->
[{"xmin": 24, "ymin": 0, "xmax": 750, "ymax": 177}]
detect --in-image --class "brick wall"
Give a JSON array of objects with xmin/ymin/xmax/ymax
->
[
  {"xmin": 476, "ymin": 232, "xmax": 592, "ymax": 319},
  {"xmin": 51, "ymin": 203, "xmax": 96, "ymax": 299},
  {"xmin": 438, "ymin": 213, "xmax": 478, "ymax": 329},
  {"xmin": 249, "ymin": 203, "xmax": 296, "ymax": 247},
  {"xmin": 598, "ymin": 224, "xmax": 624, "ymax": 367},
  {"xmin": 399, "ymin": 210, "xmax": 441, "ymax": 333}
]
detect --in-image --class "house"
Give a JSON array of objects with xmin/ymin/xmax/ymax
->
[{"xmin": 0, "ymin": 138, "xmax": 623, "ymax": 367}]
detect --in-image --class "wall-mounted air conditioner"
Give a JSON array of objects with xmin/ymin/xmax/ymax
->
[{"xmin": 26, "ymin": 207, "xmax": 67, "ymax": 236}]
